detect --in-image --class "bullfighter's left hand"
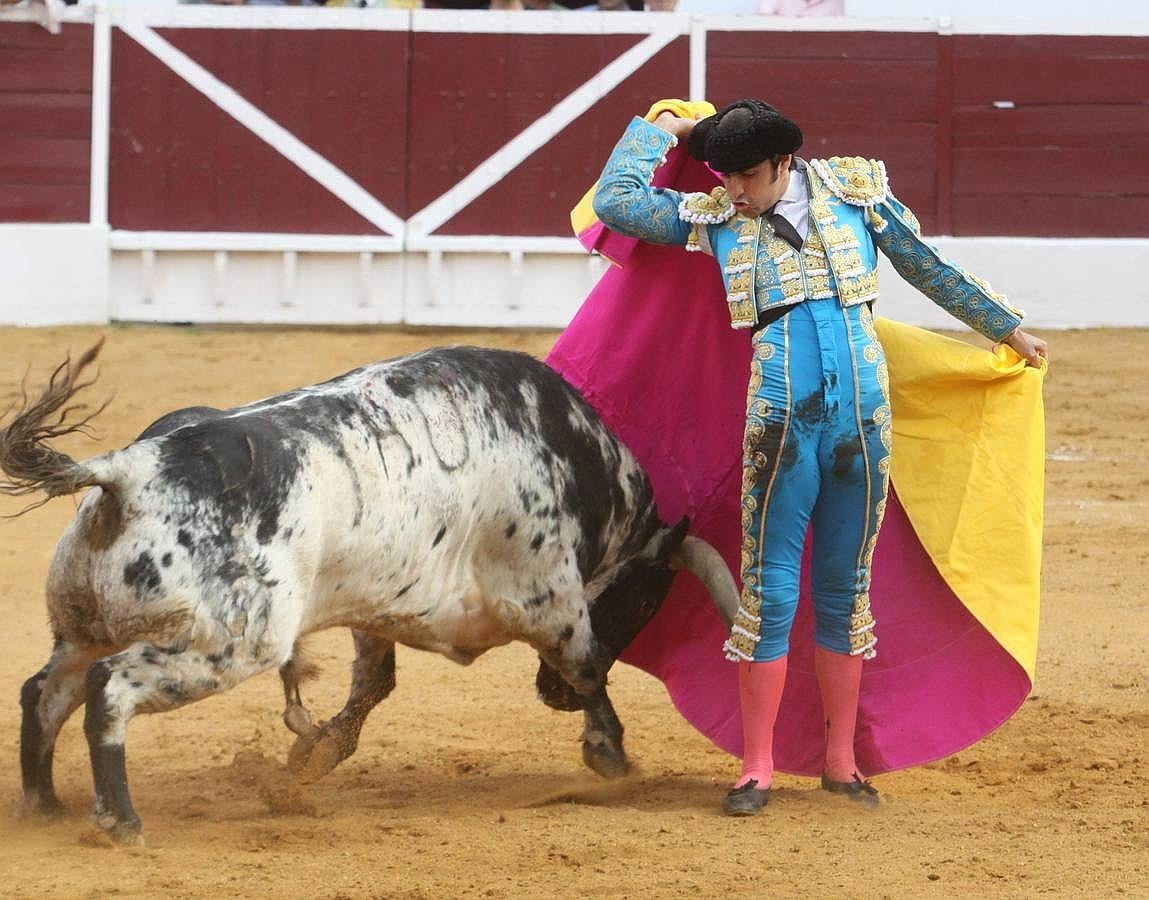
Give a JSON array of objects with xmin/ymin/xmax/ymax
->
[{"xmin": 1002, "ymin": 328, "xmax": 1049, "ymax": 368}]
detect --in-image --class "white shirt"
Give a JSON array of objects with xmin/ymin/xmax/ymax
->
[{"xmin": 771, "ymin": 165, "xmax": 810, "ymax": 241}]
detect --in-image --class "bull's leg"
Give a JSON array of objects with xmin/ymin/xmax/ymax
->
[
  {"xmin": 279, "ymin": 657, "xmax": 314, "ymax": 737},
  {"xmin": 535, "ymin": 657, "xmax": 628, "ymax": 779},
  {"xmin": 287, "ymin": 630, "xmax": 396, "ymax": 783},
  {"xmin": 579, "ymin": 687, "xmax": 628, "ymax": 778},
  {"xmin": 532, "ymin": 561, "xmax": 676, "ymax": 780},
  {"xmin": 538, "ymin": 604, "xmax": 613, "ymax": 698},
  {"xmin": 83, "ymin": 640, "xmax": 277, "ymax": 845},
  {"xmin": 21, "ymin": 640, "xmax": 105, "ymax": 818}
]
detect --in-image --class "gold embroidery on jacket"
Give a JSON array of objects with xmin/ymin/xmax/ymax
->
[
  {"xmin": 724, "ymin": 218, "xmax": 761, "ymax": 328},
  {"xmin": 810, "ymin": 157, "xmax": 890, "ymax": 207},
  {"xmin": 680, "ymin": 187, "xmax": 736, "ymax": 224},
  {"xmin": 837, "ymin": 271, "xmax": 880, "ymax": 306}
]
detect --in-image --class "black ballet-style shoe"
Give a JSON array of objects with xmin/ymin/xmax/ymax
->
[
  {"xmin": 722, "ymin": 779, "xmax": 771, "ymax": 817},
  {"xmin": 820, "ymin": 772, "xmax": 880, "ymax": 807}
]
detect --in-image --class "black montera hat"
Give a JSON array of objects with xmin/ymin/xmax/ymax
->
[{"xmin": 687, "ymin": 99, "xmax": 803, "ymax": 174}]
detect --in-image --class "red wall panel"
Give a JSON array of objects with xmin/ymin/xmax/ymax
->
[
  {"xmin": 109, "ymin": 28, "xmax": 407, "ymax": 233},
  {"xmin": 0, "ymin": 23, "xmax": 91, "ymax": 223},
  {"xmin": 949, "ymin": 35, "xmax": 1149, "ymax": 237},
  {"xmin": 407, "ymin": 32, "xmax": 689, "ymax": 236}
]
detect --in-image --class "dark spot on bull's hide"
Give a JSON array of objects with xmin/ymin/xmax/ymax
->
[
  {"xmin": 130, "ymin": 681, "xmax": 142, "ymax": 689},
  {"xmin": 207, "ymin": 645, "xmax": 236, "ymax": 667},
  {"xmin": 177, "ymin": 530, "xmax": 194, "ymax": 555},
  {"xmin": 395, "ymin": 580, "xmax": 418, "ymax": 599},
  {"xmin": 504, "ymin": 522, "xmax": 517, "ymax": 539},
  {"xmin": 216, "ymin": 559, "xmax": 244, "ymax": 585},
  {"xmin": 214, "ymin": 557, "xmax": 272, "ymax": 589},
  {"xmin": 160, "ymin": 681, "xmax": 190, "ymax": 703},
  {"xmin": 161, "ymin": 552, "xmax": 172, "ymax": 568},
  {"xmin": 124, "ymin": 552, "xmax": 162, "ymax": 595},
  {"xmin": 137, "ymin": 406, "xmax": 223, "ymax": 441},
  {"xmin": 831, "ymin": 438, "xmax": 861, "ymax": 479},
  {"xmin": 283, "ymin": 527, "xmax": 294, "ymax": 541},
  {"xmin": 256, "ymin": 514, "xmax": 279, "ymax": 545},
  {"xmin": 559, "ymin": 625, "xmax": 574, "ymax": 642},
  {"xmin": 158, "ymin": 414, "xmax": 300, "ymax": 548},
  {"xmin": 530, "ymin": 533, "xmax": 544, "ymax": 551},
  {"xmin": 432, "ymin": 525, "xmax": 447, "ymax": 548}
]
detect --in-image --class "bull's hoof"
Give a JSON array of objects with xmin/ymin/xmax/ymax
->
[
  {"xmin": 283, "ymin": 704, "xmax": 313, "ymax": 737},
  {"xmin": 94, "ymin": 814, "xmax": 145, "ymax": 847},
  {"xmin": 581, "ymin": 738, "xmax": 629, "ymax": 779},
  {"xmin": 287, "ymin": 724, "xmax": 355, "ymax": 783}
]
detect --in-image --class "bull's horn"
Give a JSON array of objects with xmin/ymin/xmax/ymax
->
[{"xmin": 670, "ymin": 536, "xmax": 739, "ymax": 628}]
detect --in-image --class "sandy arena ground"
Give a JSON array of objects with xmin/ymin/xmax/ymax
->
[{"xmin": 0, "ymin": 323, "xmax": 1145, "ymax": 898}]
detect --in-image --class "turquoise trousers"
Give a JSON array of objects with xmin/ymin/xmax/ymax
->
[{"xmin": 723, "ymin": 300, "xmax": 891, "ymax": 663}]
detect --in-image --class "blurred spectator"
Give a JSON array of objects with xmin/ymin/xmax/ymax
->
[
  {"xmin": 676, "ymin": 0, "xmax": 757, "ymax": 10},
  {"xmin": 426, "ymin": 2, "xmax": 652, "ymax": 8},
  {"xmin": 758, "ymin": 0, "xmax": 843, "ymax": 14}
]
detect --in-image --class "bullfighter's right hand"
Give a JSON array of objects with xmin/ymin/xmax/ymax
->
[{"xmin": 652, "ymin": 110, "xmax": 701, "ymax": 141}]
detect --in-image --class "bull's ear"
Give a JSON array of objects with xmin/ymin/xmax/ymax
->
[
  {"xmin": 657, "ymin": 516, "xmax": 690, "ymax": 559},
  {"xmin": 642, "ymin": 516, "xmax": 690, "ymax": 562}
]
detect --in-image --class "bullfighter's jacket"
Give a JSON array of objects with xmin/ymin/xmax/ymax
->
[{"xmin": 592, "ymin": 117, "xmax": 1024, "ymax": 342}]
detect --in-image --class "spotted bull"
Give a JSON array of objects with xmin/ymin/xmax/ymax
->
[{"xmin": 1, "ymin": 341, "xmax": 737, "ymax": 844}]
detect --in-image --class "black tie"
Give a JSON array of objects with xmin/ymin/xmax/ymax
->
[{"xmin": 769, "ymin": 210, "xmax": 803, "ymax": 251}]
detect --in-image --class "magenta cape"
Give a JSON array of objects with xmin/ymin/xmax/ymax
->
[{"xmin": 546, "ymin": 154, "xmax": 1033, "ymax": 776}]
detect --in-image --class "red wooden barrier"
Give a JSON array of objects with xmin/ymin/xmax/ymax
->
[
  {"xmin": 1, "ymin": 21, "xmax": 1146, "ymax": 238},
  {"xmin": 0, "ymin": 22, "xmax": 92, "ymax": 222}
]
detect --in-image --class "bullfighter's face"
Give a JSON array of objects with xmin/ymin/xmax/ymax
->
[{"xmin": 720, "ymin": 153, "xmax": 792, "ymax": 219}]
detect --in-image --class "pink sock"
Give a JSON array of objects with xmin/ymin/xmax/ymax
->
[
  {"xmin": 815, "ymin": 646, "xmax": 864, "ymax": 782},
  {"xmin": 735, "ymin": 656, "xmax": 788, "ymax": 789}
]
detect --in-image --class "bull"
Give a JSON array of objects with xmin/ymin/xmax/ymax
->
[{"xmin": 0, "ymin": 341, "xmax": 737, "ymax": 844}]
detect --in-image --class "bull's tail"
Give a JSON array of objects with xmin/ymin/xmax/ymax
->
[{"xmin": 0, "ymin": 339, "xmax": 113, "ymax": 508}]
